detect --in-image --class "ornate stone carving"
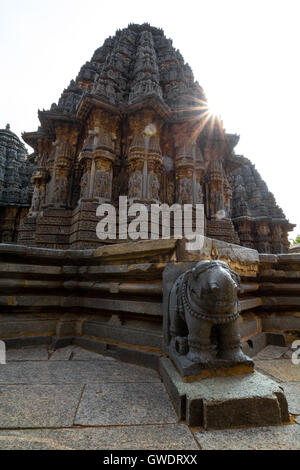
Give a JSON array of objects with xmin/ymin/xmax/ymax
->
[
  {"xmin": 0, "ymin": 124, "xmax": 35, "ymax": 206},
  {"xmin": 17, "ymin": 23, "xmax": 293, "ymax": 251},
  {"xmin": 231, "ymin": 156, "xmax": 293, "ymax": 253}
]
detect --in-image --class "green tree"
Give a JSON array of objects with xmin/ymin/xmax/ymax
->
[{"xmin": 292, "ymin": 235, "xmax": 300, "ymax": 245}]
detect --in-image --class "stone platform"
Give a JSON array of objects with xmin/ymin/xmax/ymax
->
[{"xmin": 160, "ymin": 358, "xmax": 289, "ymax": 428}]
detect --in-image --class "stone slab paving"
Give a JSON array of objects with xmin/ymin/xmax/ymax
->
[
  {"xmin": 7, "ymin": 347, "xmax": 49, "ymax": 361},
  {"xmin": 71, "ymin": 347, "xmax": 118, "ymax": 361},
  {"xmin": 0, "ymin": 344, "xmax": 299, "ymax": 450},
  {"xmin": 253, "ymin": 345, "xmax": 288, "ymax": 360},
  {"xmin": 255, "ymin": 359, "xmax": 300, "ymax": 382},
  {"xmin": 0, "ymin": 385, "xmax": 83, "ymax": 428},
  {"xmin": 0, "ymin": 360, "xmax": 160, "ymax": 385},
  {"xmin": 281, "ymin": 383, "xmax": 300, "ymax": 414},
  {"xmin": 0, "ymin": 425, "xmax": 199, "ymax": 450},
  {"xmin": 49, "ymin": 346, "xmax": 75, "ymax": 361},
  {"xmin": 49, "ymin": 346, "xmax": 117, "ymax": 361},
  {"xmin": 195, "ymin": 425, "xmax": 300, "ymax": 450},
  {"xmin": 75, "ymin": 383, "xmax": 178, "ymax": 426}
]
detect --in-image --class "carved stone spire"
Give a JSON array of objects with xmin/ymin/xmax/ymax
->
[
  {"xmin": 18, "ymin": 23, "xmax": 293, "ymax": 252},
  {"xmin": 47, "ymin": 24, "xmax": 206, "ymax": 112}
]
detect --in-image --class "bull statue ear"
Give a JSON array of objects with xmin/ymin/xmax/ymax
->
[
  {"xmin": 188, "ymin": 271, "xmax": 203, "ymax": 298},
  {"xmin": 192, "ymin": 260, "xmax": 211, "ymax": 279}
]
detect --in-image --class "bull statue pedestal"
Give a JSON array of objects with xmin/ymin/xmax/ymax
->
[{"xmin": 160, "ymin": 261, "xmax": 290, "ymax": 428}]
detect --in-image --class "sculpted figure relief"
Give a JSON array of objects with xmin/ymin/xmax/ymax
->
[
  {"xmin": 148, "ymin": 172, "xmax": 160, "ymax": 201},
  {"xmin": 178, "ymin": 178, "xmax": 192, "ymax": 204},
  {"xmin": 169, "ymin": 260, "xmax": 251, "ymax": 366},
  {"xmin": 167, "ymin": 182, "xmax": 174, "ymax": 205},
  {"xmin": 94, "ymin": 170, "xmax": 111, "ymax": 199},
  {"xmin": 80, "ymin": 171, "xmax": 90, "ymax": 199},
  {"xmin": 128, "ymin": 170, "xmax": 142, "ymax": 199},
  {"xmin": 29, "ymin": 185, "xmax": 41, "ymax": 215}
]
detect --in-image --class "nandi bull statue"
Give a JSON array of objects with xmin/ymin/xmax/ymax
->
[{"xmin": 168, "ymin": 260, "xmax": 253, "ymax": 370}]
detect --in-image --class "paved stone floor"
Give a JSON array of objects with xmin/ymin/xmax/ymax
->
[{"xmin": 0, "ymin": 344, "xmax": 299, "ymax": 450}]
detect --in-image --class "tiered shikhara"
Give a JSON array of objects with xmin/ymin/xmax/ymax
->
[
  {"xmin": 19, "ymin": 23, "xmax": 293, "ymax": 251},
  {"xmin": 0, "ymin": 124, "xmax": 35, "ymax": 243}
]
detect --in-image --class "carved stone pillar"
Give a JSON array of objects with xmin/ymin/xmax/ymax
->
[
  {"xmin": 79, "ymin": 159, "xmax": 92, "ymax": 200},
  {"xmin": 128, "ymin": 161, "xmax": 143, "ymax": 200},
  {"xmin": 223, "ymin": 173, "xmax": 232, "ymax": 219},
  {"xmin": 78, "ymin": 133, "xmax": 93, "ymax": 202},
  {"xmin": 205, "ymin": 155, "xmax": 225, "ymax": 219},
  {"xmin": 89, "ymin": 127, "xmax": 115, "ymax": 203},
  {"xmin": 271, "ymin": 223, "xmax": 284, "ymax": 254},
  {"xmin": 233, "ymin": 218, "xmax": 254, "ymax": 249},
  {"xmin": 47, "ymin": 126, "xmax": 78, "ymax": 208},
  {"xmin": 256, "ymin": 221, "xmax": 271, "ymax": 253}
]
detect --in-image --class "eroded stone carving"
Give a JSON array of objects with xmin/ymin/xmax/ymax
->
[{"xmin": 168, "ymin": 260, "xmax": 252, "ymax": 372}]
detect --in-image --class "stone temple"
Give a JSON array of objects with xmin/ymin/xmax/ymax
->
[
  {"xmin": 6, "ymin": 22, "xmax": 292, "ymax": 252},
  {"xmin": 0, "ymin": 24, "xmax": 299, "ymax": 434}
]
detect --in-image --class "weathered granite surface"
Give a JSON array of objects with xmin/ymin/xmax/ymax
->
[
  {"xmin": 159, "ymin": 357, "xmax": 289, "ymax": 428},
  {"xmin": 0, "ymin": 344, "xmax": 298, "ymax": 450},
  {"xmin": 7, "ymin": 347, "xmax": 49, "ymax": 361},
  {"xmin": 195, "ymin": 425, "xmax": 300, "ymax": 450},
  {"xmin": 0, "ymin": 425, "xmax": 198, "ymax": 450},
  {"xmin": 281, "ymin": 383, "xmax": 300, "ymax": 415},
  {"xmin": 75, "ymin": 383, "xmax": 178, "ymax": 426},
  {"xmin": 0, "ymin": 360, "xmax": 160, "ymax": 385},
  {"xmin": 254, "ymin": 345, "xmax": 288, "ymax": 360},
  {"xmin": 49, "ymin": 345, "xmax": 119, "ymax": 361},
  {"xmin": 0, "ymin": 384, "xmax": 82, "ymax": 428},
  {"xmin": 255, "ymin": 360, "xmax": 300, "ymax": 382}
]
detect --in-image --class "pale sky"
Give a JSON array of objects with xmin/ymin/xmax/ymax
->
[{"xmin": 0, "ymin": 0, "xmax": 299, "ymax": 238}]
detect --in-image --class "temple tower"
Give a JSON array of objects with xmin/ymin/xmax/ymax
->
[{"xmin": 18, "ymin": 23, "xmax": 293, "ymax": 252}]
